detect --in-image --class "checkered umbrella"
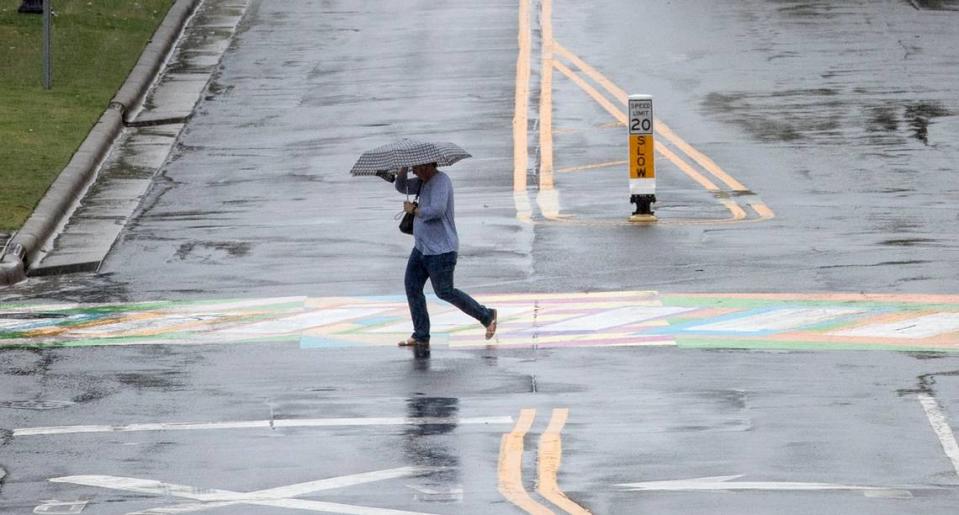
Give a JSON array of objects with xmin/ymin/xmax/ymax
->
[{"xmin": 350, "ymin": 138, "xmax": 472, "ymax": 176}]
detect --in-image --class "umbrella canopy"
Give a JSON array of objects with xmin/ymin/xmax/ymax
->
[{"xmin": 350, "ymin": 138, "xmax": 471, "ymax": 176}]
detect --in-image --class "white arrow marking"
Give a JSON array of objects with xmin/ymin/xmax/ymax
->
[
  {"xmin": 51, "ymin": 467, "xmax": 445, "ymax": 514},
  {"xmin": 617, "ymin": 475, "xmax": 912, "ymax": 497}
]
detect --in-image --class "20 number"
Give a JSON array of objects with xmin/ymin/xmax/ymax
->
[{"xmin": 630, "ymin": 118, "xmax": 651, "ymax": 132}]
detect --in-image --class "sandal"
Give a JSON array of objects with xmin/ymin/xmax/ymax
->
[
  {"xmin": 398, "ymin": 338, "xmax": 427, "ymax": 347},
  {"xmin": 485, "ymin": 309, "xmax": 498, "ymax": 340}
]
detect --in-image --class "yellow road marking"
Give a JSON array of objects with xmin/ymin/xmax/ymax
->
[
  {"xmin": 526, "ymin": 13, "xmax": 773, "ymax": 224},
  {"xmin": 719, "ymin": 198, "xmax": 748, "ymax": 221},
  {"xmin": 554, "ymin": 41, "xmax": 749, "ymax": 193},
  {"xmin": 498, "ymin": 409, "xmax": 553, "ymax": 514},
  {"xmin": 553, "ymin": 60, "xmax": 626, "ymax": 125},
  {"xmin": 538, "ymin": 409, "xmax": 592, "ymax": 514},
  {"xmin": 748, "ymin": 200, "xmax": 776, "ymax": 220},
  {"xmin": 513, "ymin": 0, "xmax": 533, "ymax": 222},
  {"xmin": 539, "ymin": 0, "xmax": 554, "ymax": 190},
  {"xmin": 514, "ymin": 0, "xmax": 531, "ymax": 193},
  {"xmin": 654, "ymin": 142, "xmax": 721, "ymax": 192},
  {"xmin": 537, "ymin": 0, "xmax": 561, "ymax": 220},
  {"xmin": 557, "ymin": 160, "xmax": 627, "ymax": 174},
  {"xmin": 552, "ymin": 61, "xmax": 738, "ymax": 209},
  {"xmin": 553, "ymin": 41, "xmax": 777, "ymax": 223},
  {"xmin": 553, "ymin": 41, "xmax": 628, "ymax": 102},
  {"xmin": 655, "ymin": 121, "xmax": 749, "ymax": 192}
]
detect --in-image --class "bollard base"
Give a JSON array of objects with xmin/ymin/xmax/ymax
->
[
  {"xmin": 18, "ymin": 0, "xmax": 43, "ymax": 14},
  {"xmin": 630, "ymin": 194, "xmax": 657, "ymax": 223},
  {"xmin": 628, "ymin": 214, "xmax": 658, "ymax": 223}
]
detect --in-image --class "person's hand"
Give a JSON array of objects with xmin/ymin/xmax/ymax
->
[{"xmin": 403, "ymin": 201, "xmax": 417, "ymax": 215}]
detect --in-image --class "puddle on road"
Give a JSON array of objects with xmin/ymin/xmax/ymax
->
[
  {"xmin": 907, "ymin": 0, "xmax": 959, "ymax": 11},
  {"xmin": 701, "ymin": 90, "xmax": 841, "ymax": 142},
  {"xmin": 703, "ymin": 91, "xmax": 951, "ymax": 146},
  {"xmin": 879, "ymin": 237, "xmax": 942, "ymax": 247},
  {"xmin": 904, "ymin": 101, "xmax": 951, "ymax": 144},
  {"xmin": 115, "ymin": 371, "xmax": 185, "ymax": 390},
  {"xmin": 174, "ymin": 240, "xmax": 253, "ymax": 261}
]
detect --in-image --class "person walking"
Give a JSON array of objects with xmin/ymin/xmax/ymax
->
[{"xmin": 394, "ymin": 162, "xmax": 497, "ymax": 347}]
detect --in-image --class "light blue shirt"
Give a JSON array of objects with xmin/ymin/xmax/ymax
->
[{"xmin": 395, "ymin": 171, "xmax": 459, "ymax": 255}]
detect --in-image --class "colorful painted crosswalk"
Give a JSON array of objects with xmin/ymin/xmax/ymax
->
[{"xmin": 1, "ymin": 291, "xmax": 958, "ymax": 352}]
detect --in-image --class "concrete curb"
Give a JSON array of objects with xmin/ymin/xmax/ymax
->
[
  {"xmin": 112, "ymin": 0, "xmax": 200, "ymax": 122},
  {"xmin": 0, "ymin": 0, "xmax": 201, "ymax": 287}
]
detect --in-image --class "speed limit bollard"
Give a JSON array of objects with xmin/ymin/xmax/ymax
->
[{"xmin": 628, "ymin": 94, "xmax": 656, "ymax": 222}]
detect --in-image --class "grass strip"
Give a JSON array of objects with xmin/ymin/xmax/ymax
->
[{"xmin": 0, "ymin": 0, "xmax": 172, "ymax": 230}]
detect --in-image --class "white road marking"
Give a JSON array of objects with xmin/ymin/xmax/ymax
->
[
  {"xmin": 688, "ymin": 307, "xmax": 862, "ymax": 333},
  {"xmin": 834, "ymin": 313, "xmax": 959, "ymax": 339},
  {"xmin": 15, "ymin": 416, "xmax": 514, "ymax": 436},
  {"xmin": 67, "ymin": 314, "xmax": 221, "ymax": 337},
  {"xmin": 52, "ymin": 467, "xmax": 443, "ymax": 514},
  {"xmin": 617, "ymin": 474, "xmax": 912, "ymax": 497},
  {"xmin": 531, "ymin": 306, "xmax": 691, "ymax": 333},
  {"xmin": 246, "ymin": 468, "xmax": 437, "ymax": 499},
  {"xmin": 167, "ymin": 296, "xmax": 308, "ymax": 313},
  {"xmin": 32, "ymin": 500, "xmax": 88, "ymax": 514},
  {"xmin": 219, "ymin": 307, "xmax": 390, "ymax": 334},
  {"xmin": 918, "ymin": 393, "xmax": 959, "ymax": 478},
  {"xmin": 366, "ymin": 306, "xmax": 530, "ymax": 334}
]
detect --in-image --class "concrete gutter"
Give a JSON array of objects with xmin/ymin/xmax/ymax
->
[{"xmin": 0, "ymin": 0, "xmax": 200, "ymax": 286}]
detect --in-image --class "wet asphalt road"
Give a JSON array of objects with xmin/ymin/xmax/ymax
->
[
  {"xmin": 2, "ymin": 0, "xmax": 957, "ymax": 301},
  {"xmin": 3, "ymin": 1, "xmax": 959, "ymax": 513}
]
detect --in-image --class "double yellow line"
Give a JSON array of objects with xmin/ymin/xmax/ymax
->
[
  {"xmin": 498, "ymin": 408, "xmax": 591, "ymax": 514},
  {"xmin": 514, "ymin": 0, "xmax": 774, "ymax": 224}
]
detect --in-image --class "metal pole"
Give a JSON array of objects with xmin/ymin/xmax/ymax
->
[{"xmin": 42, "ymin": 0, "xmax": 52, "ymax": 89}]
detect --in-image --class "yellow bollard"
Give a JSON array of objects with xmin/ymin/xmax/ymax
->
[{"xmin": 628, "ymin": 94, "xmax": 656, "ymax": 222}]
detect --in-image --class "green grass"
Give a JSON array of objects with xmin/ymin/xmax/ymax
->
[{"xmin": 0, "ymin": 0, "xmax": 172, "ymax": 230}]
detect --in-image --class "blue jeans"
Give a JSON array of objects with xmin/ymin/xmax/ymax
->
[{"xmin": 405, "ymin": 249, "xmax": 493, "ymax": 343}]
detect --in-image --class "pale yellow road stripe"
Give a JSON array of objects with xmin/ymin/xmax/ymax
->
[
  {"xmin": 655, "ymin": 142, "xmax": 721, "ymax": 192},
  {"xmin": 554, "ymin": 59, "xmax": 750, "ymax": 220},
  {"xmin": 749, "ymin": 200, "xmax": 776, "ymax": 220},
  {"xmin": 553, "ymin": 61, "xmax": 722, "ymax": 193},
  {"xmin": 557, "ymin": 160, "xmax": 627, "ymax": 174},
  {"xmin": 538, "ymin": 409, "xmax": 592, "ymax": 514},
  {"xmin": 539, "ymin": 0, "xmax": 554, "ymax": 190},
  {"xmin": 719, "ymin": 198, "xmax": 748, "ymax": 221},
  {"xmin": 537, "ymin": 0, "xmax": 560, "ymax": 220},
  {"xmin": 655, "ymin": 121, "xmax": 749, "ymax": 192},
  {"xmin": 553, "ymin": 41, "xmax": 752, "ymax": 193},
  {"xmin": 553, "ymin": 60, "xmax": 626, "ymax": 125},
  {"xmin": 498, "ymin": 409, "xmax": 553, "ymax": 514},
  {"xmin": 513, "ymin": 0, "xmax": 533, "ymax": 225},
  {"xmin": 552, "ymin": 42, "xmax": 627, "ymax": 101}
]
